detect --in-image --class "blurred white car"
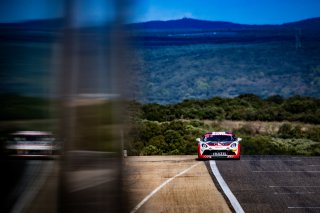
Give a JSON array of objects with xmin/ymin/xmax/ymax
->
[{"xmin": 6, "ymin": 131, "xmax": 58, "ymax": 157}]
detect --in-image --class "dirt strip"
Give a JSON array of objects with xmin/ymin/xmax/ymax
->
[{"xmin": 124, "ymin": 155, "xmax": 232, "ymax": 213}]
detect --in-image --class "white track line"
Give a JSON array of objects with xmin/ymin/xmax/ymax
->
[
  {"xmin": 209, "ymin": 160, "xmax": 245, "ymax": 213},
  {"xmin": 130, "ymin": 162, "xmax": 201, "ymax": 213},
  {"xmin": 11, "ymin": 161, "xmax": 54, "ymax": 213}
]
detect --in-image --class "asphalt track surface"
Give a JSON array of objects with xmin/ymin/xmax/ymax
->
[
  {"xmin": 209, "ymin": 155, "xmax": 320, "ymax": 213},
  {"xmin": 0, "ymin": 153, "xmax": 124, "ymax": 213},
  {"xmin": 3, "ymin": 155, "xmax": 320, "ymax": 213},
  {"xmin": 0, "ymin": 157, "xmax": 51, "ymax": 212},
  {"xmin": 0, "ymin": 157, "xmax": 26, "ymax": 212}
]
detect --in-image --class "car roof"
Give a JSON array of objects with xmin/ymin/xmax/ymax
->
[{"xmin": 11, "ymin": 131, "xmax": 52, "ymax": 136}]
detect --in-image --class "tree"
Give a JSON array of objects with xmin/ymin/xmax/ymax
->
[
  {"xmin": 140, "ymin": 145, "xmax": 161, "ymax": 155},
  {"xmin": 278, "ymin": 123, "xmax": 293, "ymax": 139},
  {"xmin": 164, "ymin": 130, "xmax": 186, "ymax": 154},
  {"xmin": 266, "ymin": 95, "xmax": 284, "ymax": 104},
  {"xmin": 148, "ymin": 135, "xmax": 168, "ymax": 153}
]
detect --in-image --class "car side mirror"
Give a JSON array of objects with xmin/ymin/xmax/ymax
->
[
  {"xmin": 237, "ymin": 138, "xmax": 242, "ymax": 142},
  {"xmin": 196, "ymin": 138, "xmax": 201, "ymax": 143}
]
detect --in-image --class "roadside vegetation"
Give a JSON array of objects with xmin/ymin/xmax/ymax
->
[
  {"xmin": 138, "ymin": 94, "xmax": 320, "ymax": 124},
  {"xmin": 127, "ymin": 94, "xmax": 320, "ymax": 156},
  {"xmin": 127, "ymin": 119, "xmax": 320, "ymax": 156},
  {"xmin": 1, "ymin": 94, "xmax": 319, "ymax": 156}
]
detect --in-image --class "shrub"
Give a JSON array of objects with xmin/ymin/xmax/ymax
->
[
  {"xmin": 266, "ymin": 95, "xmax": 284, "ymax": 104},
  {"xmin": 164, "ymin": 130, "xmax": 185, "ymax": 153},
  {"xmin": 241, "ymin": 135, "xmax": 272, "ymax": 155},
  {"xmin": 148, "ymin": 135, "xmax": 168, "ymax": 152},
  {"xmin": 305, "ymin": 126, "xmax": 320, "ymax": 142},
  {"xmin": 278, "ymin": 123, "xmax": 294, "ymax": 139},
  {"xmin": 189, "ymin": 120, "xmax": 204, "ymax": 128},
  {"xmin": 140, "ymin": 145, "xmax": 162, "ymax": 155}
]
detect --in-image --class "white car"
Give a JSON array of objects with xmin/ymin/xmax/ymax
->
[
  {"xmin": 6, "ymin": 131, "xmax": 58, "ymax": 157},
  {"xmin": 197, "ymin": 132, "xmax": 241, "ymax": 160}
]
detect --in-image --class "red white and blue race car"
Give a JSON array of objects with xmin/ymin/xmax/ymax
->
[{"xmin": 196, "ymin": 132, "xmax": 241, "ymax": 160}]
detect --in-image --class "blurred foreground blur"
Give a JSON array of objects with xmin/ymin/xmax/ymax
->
[
  {"xmin": 0, "ymin": 0, "xmax": 132, "ymax": 212},
  {"xmin": 58, "ymin": 1, "xmax": 130, "ymax": 212}
]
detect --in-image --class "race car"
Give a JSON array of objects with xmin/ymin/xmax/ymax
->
[
  {"xmin": 5, "ymin": 131, "xmax": 59, "ymax": 158},
  {"xmin": 196, "ymin": 132, "xmax": 241, "ymax": 160}
]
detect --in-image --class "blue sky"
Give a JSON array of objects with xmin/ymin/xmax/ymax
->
[
  {"xmin": 0, "ymin": 0, "xmax": 63, "ymax": 22},
  {"xmin": 1, "ymin": 0, "xmax": 320, "ymax": 25},
  {"xmin": 133, "ymin": 0, "xmax": 320, "ymax": 24}
]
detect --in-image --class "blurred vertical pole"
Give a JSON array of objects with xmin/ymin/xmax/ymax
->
[
  {"xmin": 58, "ymin": 0, "xmax": 76, "ymax": 212},
  {"xmin": 110, "ymin": 0, "xmax": 130, "ymax": 211},
  {"xmin": 58, "ymin": 0, "xmax": 130, "ymax": 212}
]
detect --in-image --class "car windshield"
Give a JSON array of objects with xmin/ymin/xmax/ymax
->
[
  {"xmin": 203, "ymin": 135, "xmax": 235, "ymax": 142},
  {"xmin": 11, "ymin": 135, "xmax": 52, "ymax": 142}
]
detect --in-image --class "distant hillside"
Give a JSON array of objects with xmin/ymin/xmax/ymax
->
[
  {"xmin": 282, "ymin": 17, "xmax": 320, "ymax": 30},
  {"xmin": 1, "ymin": 17, "xmax": 320, "ymax": 103},
  {"xmin": 128, "ymin": 17, "xmax": 253, "ymax": 31},
  {"xmin": 1, "ymin": 17, "xmax": 320, "ymax": 31},
  {"xmin": 0, "ymin": 18, "xmax": 63, "ymax": 31},
  {"xmin": 129, "ymin": 17, "xmax": 320, "ymax": 31}
]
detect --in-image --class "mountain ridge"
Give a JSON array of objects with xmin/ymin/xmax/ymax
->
[
  {"xmin": 1, "ymin": 17, "xmax": 320, "ymax": 31},
  {"xmin": 129, "ymin": 17, "xmax": 320, "ymax": 31},
  {"xmin": 129, "ymin": 17, "xmax": 266, "ymax": 30}
]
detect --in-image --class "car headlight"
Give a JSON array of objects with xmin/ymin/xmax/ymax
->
[
  {"xmin": 201, "ymin": 143, "xmax": 208, "ymax": 148},
  {"xmin": 230, "ymin": 143, "xmax": 237, "ymax": 148}
]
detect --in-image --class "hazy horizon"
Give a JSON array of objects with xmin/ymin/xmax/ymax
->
[
  {"xmin": 1, "ymin": 15, "xmax": 320, "ymax": 26},
  {"xmin": 1, "ymin": 0, "xmax": 320, "ymax": 26}
]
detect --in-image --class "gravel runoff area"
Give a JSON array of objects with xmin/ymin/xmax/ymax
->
[{"xmin": 124, "ymin": 155, "xmax": 232, "ymax": 213}]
